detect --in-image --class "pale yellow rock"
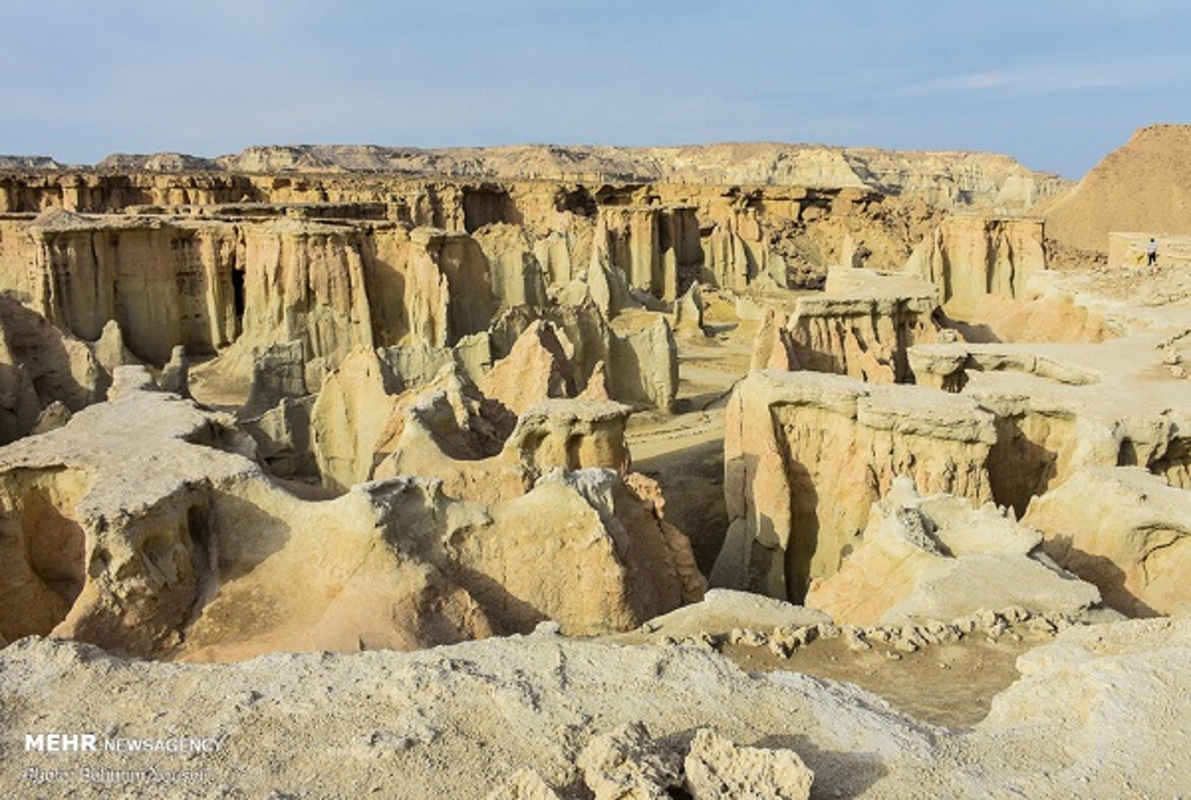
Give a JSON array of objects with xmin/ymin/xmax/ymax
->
[
  {"xmin": 713, "ymin": 370, "xmax": 996, "ymax": 601},
  {"xmin": 578, "ymin": 722, "xmax": 682, "ymax": 799},
  {"xmin": 0, "ymin": 383, "xmax": 700, "ymax": 657},
  {"xmin": 806, "ymin": 478, "xmax": 1102, "ymax": 626},
  {"xmin": 486, "ymin": 768, "xmax": 561, "ymax": 800},
  {"xmin": 479, "ymin": 320, "xmax": 576, "ymax": 415},
  {"xmin": 684, "ymin": 728, "xmax": 813, "ymax": 800},
  {"xmin": 906, "ymin": 217, "xmax": 1046, "ymax": 317},
  {"xmin": 310, "ymin": 347, "xmax": 404, "ymax": 492},
  {"xmin": 1025, "ymin": 467, "xmax": 1191, "ymax": 617},
  {"xmin": 472, "ymin": 223, "xmax": 548, "ymax": 309}
]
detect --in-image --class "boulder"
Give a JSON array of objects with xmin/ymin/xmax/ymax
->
[
  {"xmin": 805, "ymin": 477, "xmax": 1103, "ymax": 625},
  {"xmin": 684, "ymin": 729, "xmax": 814, "ymax": 800},
  {"xmin": 578, "ymin": 722, "xmax": 683, "ymax": 799},
  {"xmin": 1024, "ymin": 467, "xmax": 1191, "ymax": 617}
]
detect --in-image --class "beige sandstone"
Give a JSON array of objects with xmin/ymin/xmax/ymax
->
[
  {"xmin": 805, "ymin": 477, "xmax": 1103, "ymax": 626},
  {"xmin": 478, "ymin": 320, "xmax": 577, "ymax": 415},
  {"xmin": 713, "ymin": 370, "xmax": 996, "ymax": 601},
  {"xmin": 1024, "ymin": 467, "xmax": 1191, "ymax": 617},
  {"xmin": 0, "ymin": 381, "xmax": 701, "ymax": 657},
  {"xmin": 905, "ymin": 216, "xmax": 1046, "ymax": 317},
  {"xmin": 3, "ymin": 614, "xmax": 1189, "ymax": 797},
  {"xmin": 684, "ymin": 728, "xmax": 814, "ymax": 800}
]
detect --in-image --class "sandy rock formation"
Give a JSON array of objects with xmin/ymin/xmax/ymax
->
[
  {"xmin": 578, "ymin": 722, "xmax": 683, "ymax": 799},
  {"xmin": 592, "ymin": 206, "xmax": 699, "ymax": 302},
  {"xmin": 479, "ymin": 320, "xmax": 577, "ymax": 415},
  {"xmin": 0, "ymin": 382, "xmax": 701, "ymax": 658},
  {"xmin": 486, "ymin": 769, "xmax": 561, "ymax": 800},
  {"xmin": 714, "ymin": 370, "xmax": 996, "ymax": 602},
  {"xmin": 805, "ymin": 477, "xmax": 1103, "ymax": 625},
  {"xmin": 311, "ymin": 347, "xmax": 406, "ymax": 491},
  {"xmin": 0, "ymin": 295, "xmax": 122, "ymax": 442},
  {"xmin": 1024, "ymin": 467, "xmax": 1191, "ymax": 617},
  {"xmin": 684, "ymin": 728, "xmax": 814, "ymax": 800},
  {"xmin": 241, "ymin": 340, "xmax": 308, "ymax": 417},
  {"xmin": 492, "ymin": 302, "xmax": 679, "ymax": 410},
  {"xmin": 673, "ymin": 281, "xmax": 706, "ymax": 335},
  {"xmin": 905, "ymin": 217, "xmax": 1046, "ymax": 317},
  {"xmin": 785, "ymin": 269, "xmax": 940, "ymax": 383},
  {"xmin": 909, "ymin": 341, "xmax": 1101, "ymax": 393}
]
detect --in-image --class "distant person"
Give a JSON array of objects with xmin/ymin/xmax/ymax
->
[{"xmin": 1147, "ymin": 237, "xmax": 1158, "ymax": 266}]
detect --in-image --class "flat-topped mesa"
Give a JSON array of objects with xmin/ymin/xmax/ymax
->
[
  {"xmin": 713, "ymin": 370, "xmax": 996, "ymax": 602},
  {"xmin": 18, "ymin": 141, "xmax": 1064, "ymax": 209},
  {"xmin": 905, "ymin": 217, "xmax": 1046, "ymax": 317},
  {"xmin": 749, "ymin": 269, "xmax": 941, "ymax": 383}
]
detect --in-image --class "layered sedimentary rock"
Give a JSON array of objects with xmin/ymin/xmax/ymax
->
[
  {"xmin": 0, "ymin": 382, "xmax": 702, "ymax": 659},
  {"xmin": 3, "ymin": 141, "xmax": 1062, "ymax": 208},
  {"xmin": 805, "ymin": 477, "xmax": 1103, "ymax": 625},
  {"xmin": 1024, "ymin": 467, "xmax": 1191, "ymax": 617},
  {"xmin": 905, "ymin": 217, "xmax": 1046, "ymax": 316},
  {"xmin": 592, "ymin": 205, "xmax": 700, "ymax": 301},
  {"xmin": 0, "ymin": 200, "xmax": 686, "ymax": 410},
  {"xmin": 750, "ymin": 269, "xmax": 941, "ymax": 383},
  {"xmin": 713, "ymin": 370, "xmax": 996, "ymax": 602},
  {"xmin": 0, "ymin": 295, "xmax": 131, "ymax": 442}
]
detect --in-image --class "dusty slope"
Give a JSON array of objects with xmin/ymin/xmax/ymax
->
[
  {"xmin": 3, "ymin": 617, "xmax": 1190, "ymax": 798},
  {"xmin": 1044, "ymin": 124, "xmax": 1191, "ymax": 253}
]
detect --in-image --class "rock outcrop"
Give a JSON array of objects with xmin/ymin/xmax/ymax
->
[
  {"xmin": 805, "ymin": 477, "xmax": 1103, "ymax": 625},
  {"xmin": 905, "ymin": 217, "xmax": 1046, "ymax": 317},
  {"xmin": 713, "ymin": 370, "xmax": 996, "ymax": 602},
  {"xmin": 684, "ymin": 728, "xmax": 814, "ymax": 800},
  {"xmin": 0, "ymin": 383, "xmax": 702, "ymax": 659},
  {"xmin": 1024, "ymin": 467, "xmax": 1191, "ymax": 617},
  {"xmin": 749, "ymin": 269, "xmax": 940, "ymax": 383},
  {"xmin": 2, "ymin": 614, "xmax": 1188, "ymax": 797}
]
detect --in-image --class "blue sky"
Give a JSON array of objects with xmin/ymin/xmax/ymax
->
[{"xmin": 2, "ymin": 1, "xmax": 1188, "ymax": 178}]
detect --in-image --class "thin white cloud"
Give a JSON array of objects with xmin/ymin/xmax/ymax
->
[{"xmin": 892, "ymin": 54, "xmax": 1191, "ymax": 97}]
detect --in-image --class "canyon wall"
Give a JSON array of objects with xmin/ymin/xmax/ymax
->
[
  {"xmin": 904, "ymin": 217, "xmax": 1047, "ymax": 316},
  {"xmin": 713, "ymin": 370, "xmax": 996, "ymax": 602}
]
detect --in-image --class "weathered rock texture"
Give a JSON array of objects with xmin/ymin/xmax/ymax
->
[
  {"xmin": 0, "ymin": 383, "xmax": 702, "ymax": 659},
  {"xmin": 1024, "ymin": 467, "xmax": 1191, "ymax": 617},
  {"xmin": 750, "ymin": 269, "xmax": 941, "ymax": 383},
  {"xmin": 713, "ymin": 370, "xmax": 996, "ymax": 602},
  {"xmin": 684, "ymin": 728, "xmax": 814, "ymax": 800},
  {"xmin": 805, "ymin": 477, "xmax": 1103, "ymax": 625},
  {"xmin": 905, "ymin": 216, "xmax": 1046, "ymax": 316},
  {"xmin": 1, "ymin": 615, "xmax": 1188, "ymax": 797}
]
